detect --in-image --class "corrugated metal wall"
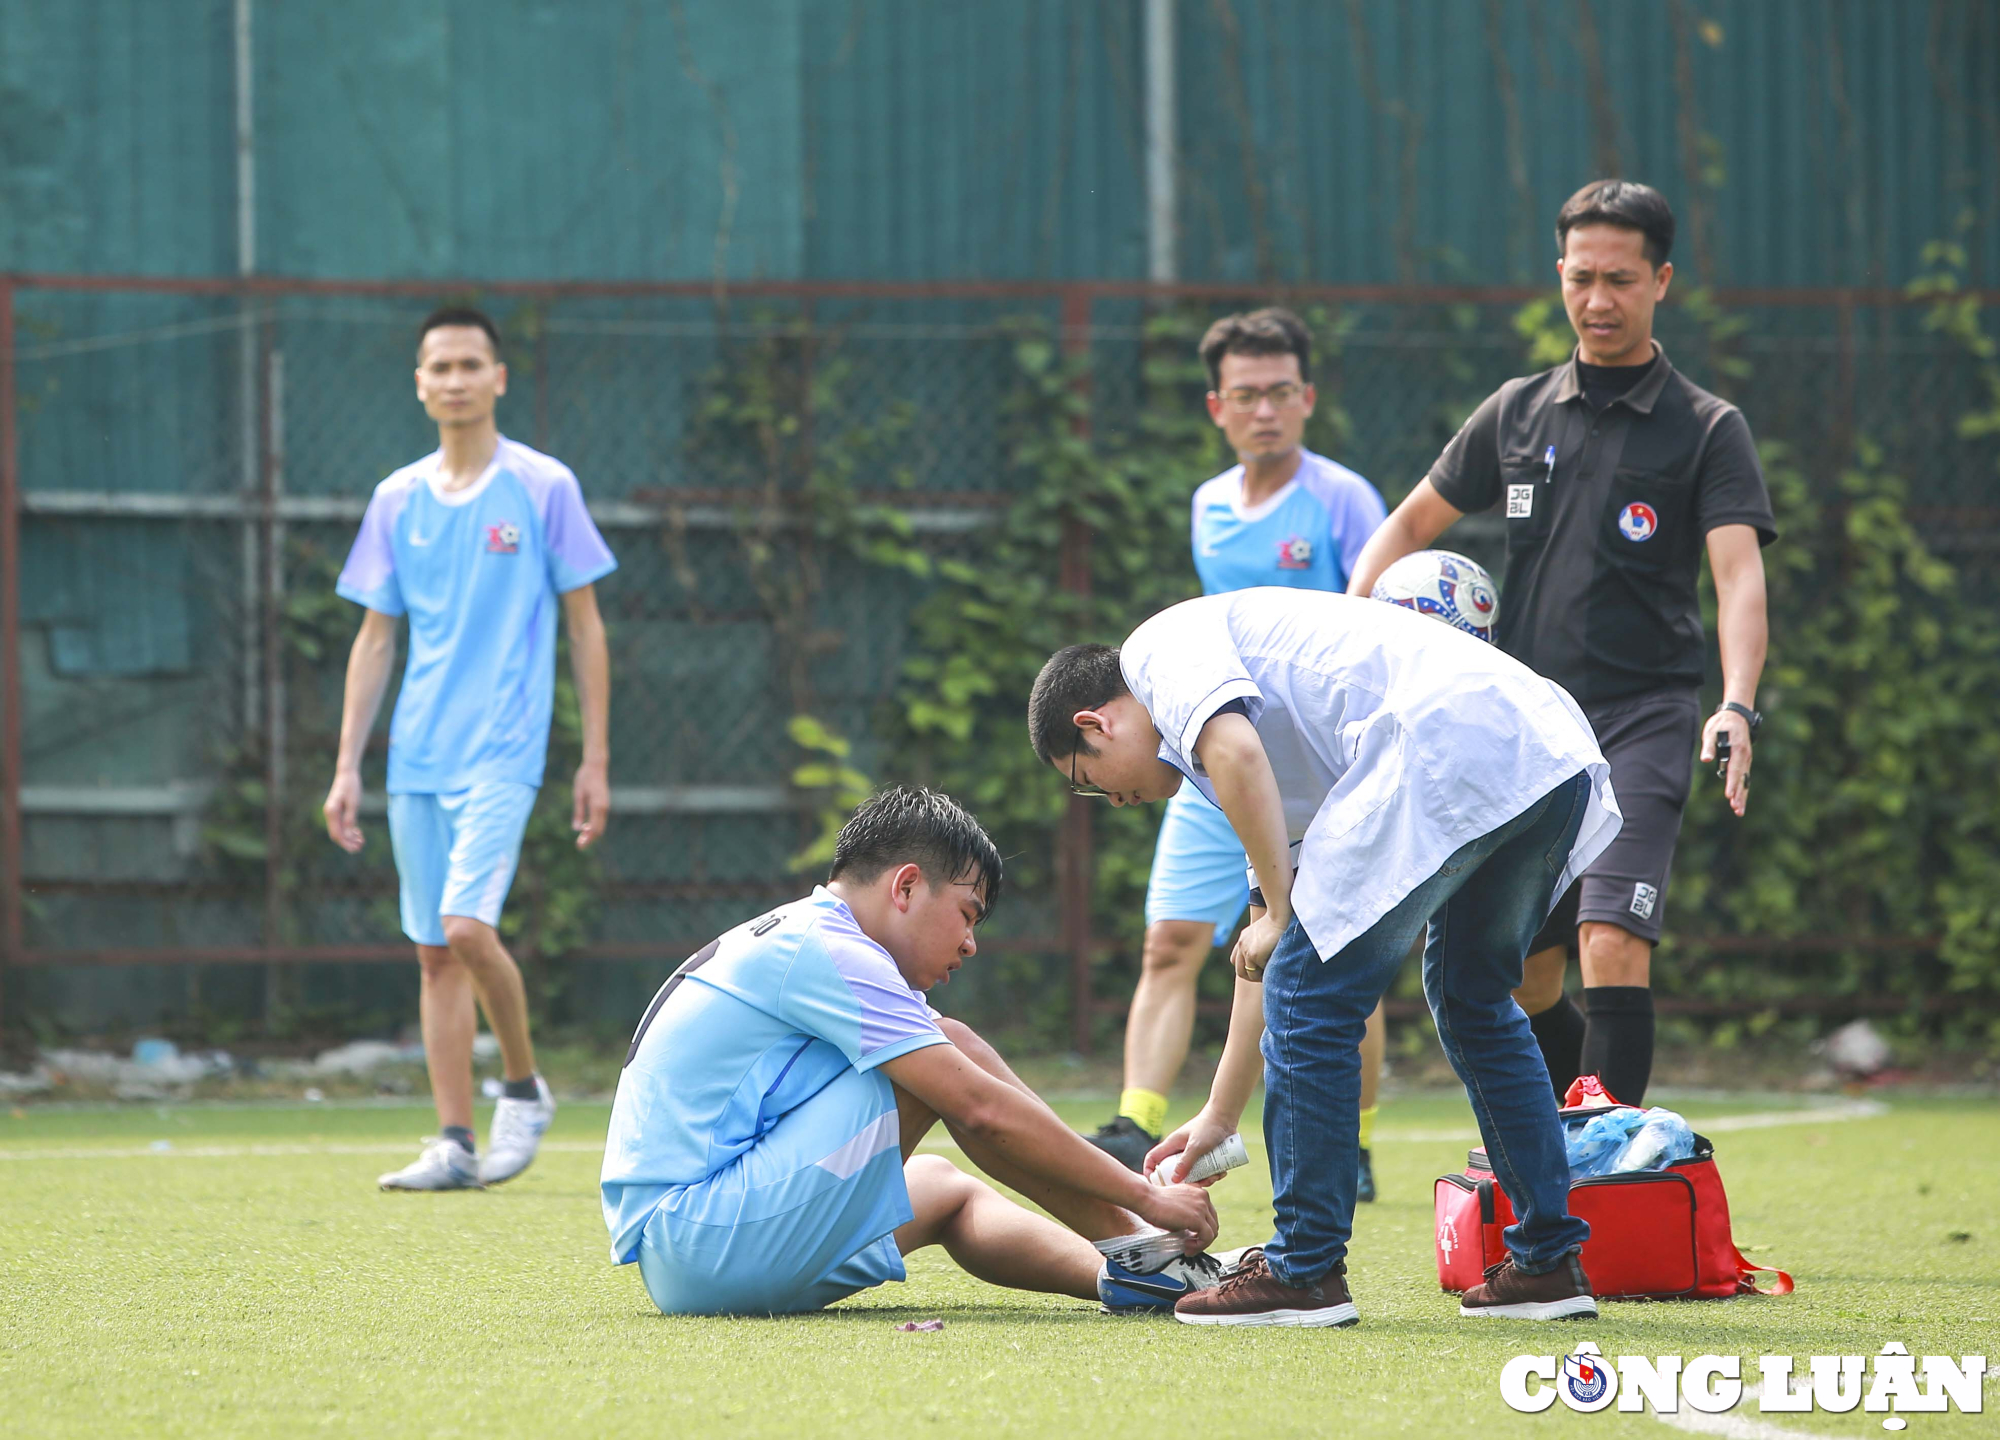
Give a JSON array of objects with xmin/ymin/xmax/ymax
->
[
  {"xmin": 4, "ymin": 1, "xmax": 1993, "ymax": 285},
  {"xmin": 1171, "ymin": 0, "xmax": 2000, "ymax": 288},
  {"xmin": 5, "ymin": 0, "xmax": 1998, "ymax": 1034}
]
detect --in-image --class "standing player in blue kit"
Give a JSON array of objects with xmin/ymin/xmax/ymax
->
[
  {"xmin": 323, "ymin": 307, "xmax": 617, "ymax": 1192},
  {"xmin": 1084, "ymin": 309, "xmax": 1394, "ymax": 1201}
]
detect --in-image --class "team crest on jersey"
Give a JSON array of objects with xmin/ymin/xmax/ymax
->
[
  {"xmin": 1276, "ymin": 536, "xmax": 1313, "ymax": 569},
  {"xmin": 1618, "ymin": 502, "xmax": 1658, "ymax": 543},
  {"xmin": 486, "ymin": 521, "xmax": 521, "ymax": 554}
]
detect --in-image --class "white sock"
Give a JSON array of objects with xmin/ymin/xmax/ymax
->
[{"xmin": 1092, "ymin": 1227, "xmax": 1182, "ymax": 1273}]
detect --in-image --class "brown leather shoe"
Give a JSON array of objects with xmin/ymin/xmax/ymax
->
[
  {"xmin": 1458, "ymin": 1251, "xmax": 1597, "ymax": 1320},
  {"xmin": 1173, "ymin": 1248, "xmax": 1359, "ymax": 1328}
]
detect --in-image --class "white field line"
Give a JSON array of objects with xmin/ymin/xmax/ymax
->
[
  {"xmin": 0, "ymin": 1100, "xmax": 1889, "ymax": 1164},
  {"xmin": 1694, "ymin": 1100, "xmax": 1887, "ymax": 1132},
  {"xmin": 1650, "ymin": 1385, "xmax": 1839, "ymax": 1440},
  {"xmin": 0, "ymin": 1140, "xmax": 608, "ymax": 1162},
  {"xmin": 1370, "ymin": 1099, "xmax": 1888, "ymax": 1146}
]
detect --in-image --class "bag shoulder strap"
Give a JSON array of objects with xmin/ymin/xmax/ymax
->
[{"xmin": 1732, "ymin": 1245, "xmax": 1794, "ymax": 1296}]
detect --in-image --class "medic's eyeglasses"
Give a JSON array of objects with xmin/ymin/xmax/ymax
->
[{"xmin": 1068, "ymin": 748, "xmax": 1111, "ymax": 799}]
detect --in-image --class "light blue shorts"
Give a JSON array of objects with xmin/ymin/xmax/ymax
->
[
  {"xmin": 637, "ymin": 1065, "xmax": 911, "ymax": 1315},
  {"xmin": 1144, "ymin": 786, "xmax": 1250, "ymax": 947},
  {"xmin": 386, "ymin": 782, "xmax": 538, "ymax": 946}
]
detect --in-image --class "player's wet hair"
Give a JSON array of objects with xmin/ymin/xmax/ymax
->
[
  {"xmin": 1198, "ymin": 307, "xmax": 1312, "ymax": 390},
  {"xmin": 417, "ymin": 306, "xmax": 504, "ymax": 361},
  {"xmin": 828, "ymin": 785, "xmax": 1003, "ymax": 915},
  {"xmin": 1555, "ymin": 180, "xmax": 1676, "ymax": 268},
  {"xmin": 1027, "ymin": 643, "xmax": 1127, "ymax": 763}
]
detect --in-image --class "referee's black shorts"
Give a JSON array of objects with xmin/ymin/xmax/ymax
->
[{"xmin": 1531, "ymin": 687, "xmax": 1702, "ymax": 954}]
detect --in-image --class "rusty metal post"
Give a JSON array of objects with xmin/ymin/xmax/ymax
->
[
  {"xmin": 1057, "ymin": 286, "xmax": 1096, "ymax": 1054},
  {"xmin": 0, "ymin": 281, "xmax": 21, "ymax": 1009},
  {"xmin": 262, "ymin": 335, "xmax": 286, "ymax": 992},
  {"xmin": 533, "ymin": 295, "xmax": 550, "ymax": 453},
  {"xmin": 1834, "ymin": 292, "xmax": 1856, "ymax": 467}
]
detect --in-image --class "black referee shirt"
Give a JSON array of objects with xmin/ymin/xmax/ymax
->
[{"xmin": 1427, "ymin": 343, "xmax": 1776, "ymax": 705}]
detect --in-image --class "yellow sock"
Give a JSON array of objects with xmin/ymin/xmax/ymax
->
[
  {"xmin": 1118, "ymin": 1087, "xmax": 1168, "ymax": 1138},
  {"xmin": 1357, "ymin": 1104, "xmax": 1379, "ymax": 1152}
]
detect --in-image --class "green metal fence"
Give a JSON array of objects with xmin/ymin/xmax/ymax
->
[{"xmin": 3, "ymin": 273, "xmax": 1998, "ymax": 1043}]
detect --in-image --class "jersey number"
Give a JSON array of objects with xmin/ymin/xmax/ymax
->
[{"xmin": 621, "ymin": 910, "xmax": 786, "ymax": 1066}]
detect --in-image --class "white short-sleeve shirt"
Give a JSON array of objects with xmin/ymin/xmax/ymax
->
[{"xmin": 1119, "ymin": 589, "xmax": 1622, "ymax": 960}]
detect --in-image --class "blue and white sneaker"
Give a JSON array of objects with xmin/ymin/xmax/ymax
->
[
  {"xmin": 480, "ymin": 1075, "xmax": 555, "ymax": 1185},
  {"xmin": 378, "ymin": 1136, "xmax": 483, "ymax": 1191},
  {"xmin": 1098, "ymin": 1251, "xmax": 1225, "ymax": 1314}
]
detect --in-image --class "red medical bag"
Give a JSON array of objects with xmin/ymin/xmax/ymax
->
[{"xmin": 1433, "ymin": 1108, "xmax": 1793, "ymax": 1301}]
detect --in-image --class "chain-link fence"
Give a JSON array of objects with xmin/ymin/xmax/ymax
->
[{"xmin": 4, "ymin": 276, "xmax": 1998, "ymax": 1043}]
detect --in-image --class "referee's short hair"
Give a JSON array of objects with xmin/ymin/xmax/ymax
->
[
  {"xmin": 1198, "ymin": 307, "xmax": 1312, "ymax": 390},
  {"xmin": 1556, "ymin": 180, "xmax": 1676, "ymax": 268},
  {"xmin": 417, "ymin": 306, "xmax": 503, "ymax": 361}
]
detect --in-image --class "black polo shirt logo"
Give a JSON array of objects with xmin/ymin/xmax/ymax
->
[{"xmin": 1617, "ymin": 502, "xmax": 1658, "ymax": 542}]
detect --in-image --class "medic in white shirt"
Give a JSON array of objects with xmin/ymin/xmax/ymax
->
[{"xmin": 1029, "ymin": 587, "xmax": 1623, "ymax": 1329}]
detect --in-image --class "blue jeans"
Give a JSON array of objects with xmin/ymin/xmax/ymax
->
[{"xmin": 1261, "ymin": 772, "xmax": 1593, "ymax": 1286}]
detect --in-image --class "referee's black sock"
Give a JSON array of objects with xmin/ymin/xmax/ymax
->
[
  {"xmin": 1581, "ymin": 987, "xmax": 1655, "ymax": 1106},
  {"xmin": 1526, "ymin": 994, "xmax": 1587, "ymax": 1103}
]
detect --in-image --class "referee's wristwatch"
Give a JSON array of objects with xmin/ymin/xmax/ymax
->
[{"xmin": 1717, "ymin": 701, "xmax": 1761, "ymax": 739}]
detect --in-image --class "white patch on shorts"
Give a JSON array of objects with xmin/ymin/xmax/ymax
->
[
  {"xmin": 1629, "ymin": 882, "xmax": 1658, "ymax": 921},
  {"xmin": 1506, "ymin": 484, "xmax": 1535, "ymax": 519}
]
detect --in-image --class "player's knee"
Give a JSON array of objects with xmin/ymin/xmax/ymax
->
[
  {"xmin": 905, "ymin": 1153, "xmax": 982, "ymax": 1210},
  {"xmin": 1578, "ymin": 923, "xmax": 1652, "ymax": 987},
  {"xmin": 415, "ymin": 944, "xmax": 461, "ymax": 980},
  {"xmin": 1513, "ymin": 948, "xmax": 1569, "ymax": 1014},
  {"xmin": 936, "ymin": 1016, "xmax": 990, "ymax": 1062},
  {"xmin": 441, "ymin": 913, "xmax": 494, "ymax": 957},
  {"xmin": 1141, "ymin": 921, "xmax": 1213, "ymax": 981}
]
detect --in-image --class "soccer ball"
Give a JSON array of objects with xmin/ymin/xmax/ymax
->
[{"xmin": 1369, "ymin": 549, "xmax": 1498, "ymax": 642}]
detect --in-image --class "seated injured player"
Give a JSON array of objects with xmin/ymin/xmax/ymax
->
[{"xmin": 600, "ymin": 786, "xmax": 1222, "ymax": 1317}]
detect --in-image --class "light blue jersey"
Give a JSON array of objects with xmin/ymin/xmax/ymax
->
[
  {"xmin": 601, "ymin": 887, "xmax": 949, "ymax": 1276},
  {"xmin": 1190, "ymin": 449, "xmax": 1386, "ymax": 596},
  {"xmin": 335, "ymin": 437, "xmax": 617, "ymax": 793},
  {"xmin": 1151, "ymin": 449, "xmax": 1386, "ymax": 944}
]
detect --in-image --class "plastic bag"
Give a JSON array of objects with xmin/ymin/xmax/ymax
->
[
  {"xmin": 1565, "ymin": 1106, "xmax": 1651, "ymax": 1178},
  {"xmin": 1612, "ymin": 1109, "xmax": 1697, "ymax": 1173},
  {"xmin": 1564, "ymin": 1105, "xmax": 1699, "ymax": 1177}
]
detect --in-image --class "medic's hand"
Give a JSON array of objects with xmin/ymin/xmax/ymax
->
[{"xmin": 1230, "ymin": 911, "xmax": 1285, "ymax": 982}]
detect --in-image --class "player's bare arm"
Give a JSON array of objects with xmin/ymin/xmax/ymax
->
[
  {"xmin": 880, "ymin": 1041, "xmax": 1218, "ymax": 1249},
  {"xmin": 322, "ymin": 608, "xmax": 400, "ymax": 853},
  {"xmin": 1346, "ymin": 478, "xmax": 1466, "ymax": 597},
  {"xmin": 561, "ymin": 583, "xmax": 612, "ymax": 849},
  {"xmin": 1192, "ymin": 711, "xmax": 1292, "ymax": 981},
  {"xmin": 1147, "ymin": 968, "xmax": 1266, "ymax": 1183},
  {"xmin": 1700, "ymin": 523, "xmax": 1769, "ymax": 817}
]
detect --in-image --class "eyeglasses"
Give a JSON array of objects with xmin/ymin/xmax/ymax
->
[
  {"xmin": 1068, "ymin": 748, "xmax": 1111, "ymax": 799},
  {"xmin": 1215, "ymin": 381, "xmax": 1307, "ymax": 412}
]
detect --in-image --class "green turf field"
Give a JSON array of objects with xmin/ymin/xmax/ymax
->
[{"xmin": 3, "ymin": 1090, "xmax": 1994, "ymax": 1438}]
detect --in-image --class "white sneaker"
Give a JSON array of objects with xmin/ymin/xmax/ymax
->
[
  {"xmin": 378, "ymin": 1137, "xmax": 482, "ymax": 1191},
  {"xmin": 1210, "ymin": 1243, "xmax": 1275, "ymax": 1275},
  {"xmin": 480, "ymin": 1075, "xmax": 555, "ymax": 1185}
]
